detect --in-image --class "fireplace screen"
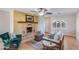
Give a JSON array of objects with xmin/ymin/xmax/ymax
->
[{"xmin": 27, "ymin": 27, "xmax": 32, "ymax": 33}]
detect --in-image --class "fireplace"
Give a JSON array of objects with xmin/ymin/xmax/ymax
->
[{"xmin": 27, "ymin": 27, "xmax": 32, "ymax": 33}]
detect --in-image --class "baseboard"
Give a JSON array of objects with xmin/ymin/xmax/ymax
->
[{"xmin": 64, "ymin": 35, "xmax": 76, "ymax": 38}]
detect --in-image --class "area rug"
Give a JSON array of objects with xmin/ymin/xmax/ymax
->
[{"xmin": 29, "ymin": 40, "xmax": 43, "ymax": 50}]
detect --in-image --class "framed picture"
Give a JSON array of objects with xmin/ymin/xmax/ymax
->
[{"xmin": 26, "ymin": 15, "xmax": 34, "ymax": 22}]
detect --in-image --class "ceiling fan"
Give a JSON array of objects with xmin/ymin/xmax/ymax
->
[{"xmin": 31, "ymin": 8, "xmax": 52, "ymax": 16}]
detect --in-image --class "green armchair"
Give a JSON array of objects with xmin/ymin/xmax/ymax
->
[{"xmin": 0, "ymin": 32, "xmax": 22, "ymax": 49}]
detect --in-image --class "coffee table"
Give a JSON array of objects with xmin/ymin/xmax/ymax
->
[{"xmin": 42, "ymin": 37, "xmax": 60, "ymax": 50}]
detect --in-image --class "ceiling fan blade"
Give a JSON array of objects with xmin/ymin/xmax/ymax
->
[
  {"xmin": 45, "ymin": 12, "xmax": 52, "ymax": 15},
  {"xmin": 31, "ymin": 10, "xmax": 37, "ymax": 12}
]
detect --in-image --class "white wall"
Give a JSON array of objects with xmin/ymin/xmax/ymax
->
[
  {"xmin": 52, "ymin": 15, "xmax": 76, "ymax": 36},
  {"xmin": 76, "ymin": 11, "xmax": 79, "ymax": 41},
  {"xmin": 38, "ymin": 16, "xmax": 45, "ymax": 34},
  {"xmin": 0, "ymin": 10, "xmax": 10, "ymax": 34},
  {"xmin": 43, "ymin": 15, "xmax": 76, "ymax": 36},
  {"xmin": 51, "ymin": 15, "xmax": 76, "ymax": 36},
  {"xmin": 10, "ymin": 10, "xmax": 14, "ymax": 33},
  {"xmin": 38, "ymin": 15, "xmax": 76, "ymax": 36}
]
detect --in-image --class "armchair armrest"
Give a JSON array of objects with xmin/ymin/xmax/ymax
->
[{"xmin": 43, "ymin": 39, "xmax": 60, "ymax": 45}]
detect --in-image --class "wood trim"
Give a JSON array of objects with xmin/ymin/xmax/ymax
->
[{"xmin": 18, "ymin": 21, "xmax": 38, "ymax": 24}]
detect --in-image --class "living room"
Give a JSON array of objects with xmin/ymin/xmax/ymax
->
[{"xmin": 0, "ymin": 8, "xmax": 79, "ymax": 50}]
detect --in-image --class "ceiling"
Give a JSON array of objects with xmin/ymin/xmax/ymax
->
[
  {"xmin": 14, "ymin": 8, "xmax": 79, "ymax": 16},
  {"xmin": 49, "ymin": 8, "xmax": 79, "ymax": 16},
  {"xmin": 0, "ymin": 8, "xmax": 79, "ymax": 16}
]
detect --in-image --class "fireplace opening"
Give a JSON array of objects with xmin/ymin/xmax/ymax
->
[{"xmin": 27, "ymin": 27, "xmax": 32, "ymax": 33}]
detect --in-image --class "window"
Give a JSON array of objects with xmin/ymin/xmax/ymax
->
[
  {"xmin": 52, "ymin": 20, "xmax": 65, "ymax": 29},
  {"xmin": 61, "ymin": 21, "xmax": 65, "ymax": 28}
]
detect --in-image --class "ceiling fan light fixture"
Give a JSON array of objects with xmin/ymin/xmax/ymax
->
[
  {"xmin": 39, "ymin": 12, "xmax": 44, "ymax": 16},
  {"xmin": 34, "ymin": 8, "xmax": 50, "ymax": 16},
  {"xmin": 38, "ymin": 9, "xmax": 45, "ymax": 16}
]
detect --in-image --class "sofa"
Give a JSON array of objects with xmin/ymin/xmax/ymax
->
[
  {"xmin": 0, "ymin": 32, "xmax": 22, "ymax": 50},
  {"xmin": 42, "ymin": 30, "xmax": 64, "ymax": 50}
]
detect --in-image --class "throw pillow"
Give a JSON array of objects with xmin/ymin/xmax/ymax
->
[
  {"xmin": 10, "ymin": 33, "xmax": 16, "ymax": 40},
  {"xmin": 54, "ymin": 34, "xmax": 61, "ymax": 40},
  {"xmin": 48, "ymin": 34, "xmax": 55, "ymax": 39}
]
